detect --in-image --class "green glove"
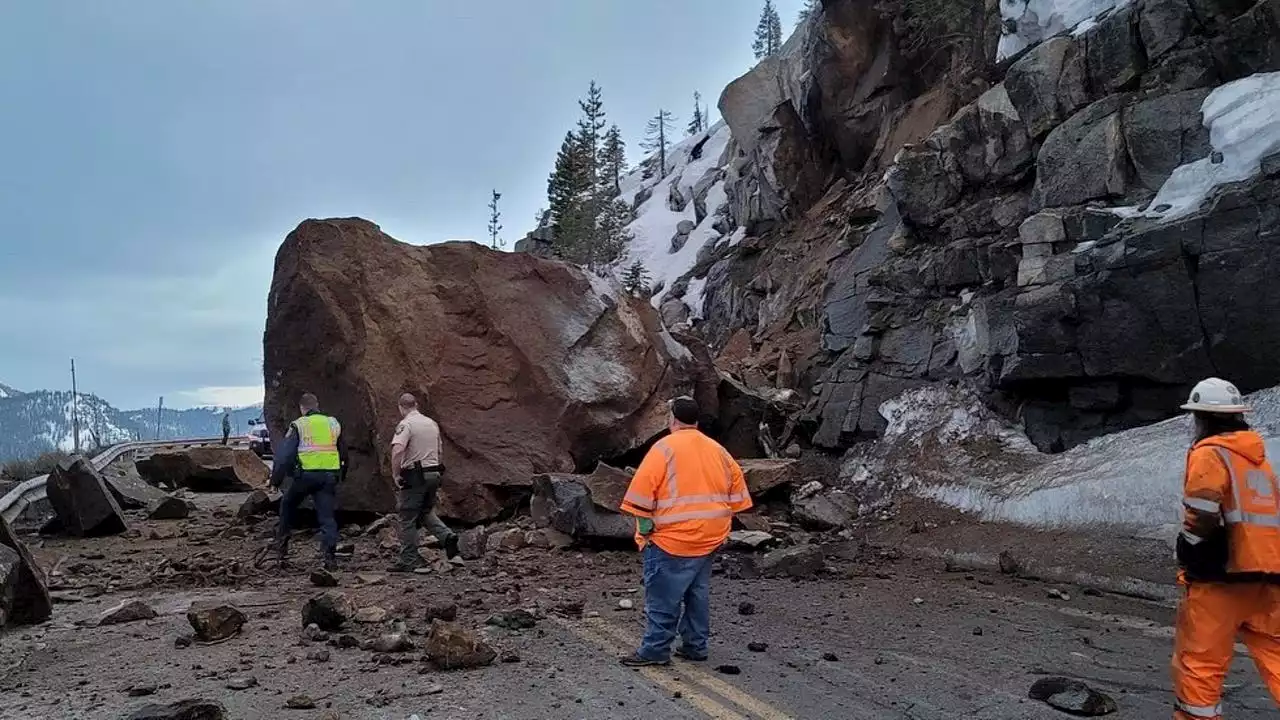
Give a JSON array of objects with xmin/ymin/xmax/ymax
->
[{"xmin": 637, "ymin": 518, "xmax": 655, "ymax": 535}]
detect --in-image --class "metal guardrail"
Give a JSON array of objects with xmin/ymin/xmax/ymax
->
[{"xmin": 0, "ymin": 437, "xmax": 243, "ymax": 525}]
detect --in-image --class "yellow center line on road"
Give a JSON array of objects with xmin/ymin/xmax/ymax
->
[
  {"xmin": 582, "ymin": 617, "xmax": 797, "ymax": 720},
  {"xmin": 555, "ymin": 617, "xmax": 749, "ymax": 720}
]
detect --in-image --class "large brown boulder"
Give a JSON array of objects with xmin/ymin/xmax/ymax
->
[
  {"xmin": 136, "ymin": 447, "xmax": 268, "ymax": 492},
  {"xmin": 262, "ymin": 219, "xmax": 711, "ymax": 522}
]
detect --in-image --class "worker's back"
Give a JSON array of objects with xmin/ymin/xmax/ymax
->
[{"xmin": 625, "ymin": 428, "xmax": 751, "ymax": 557}]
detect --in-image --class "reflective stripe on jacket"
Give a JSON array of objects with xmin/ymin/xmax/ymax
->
[
  {"xmin": 1181, "ymin": 430, "xmax": 1280, "ymax": 576},
  {"xmin": 294, "ymin": 414, "xmax": 342, "ymax": 472},
  {"xmin": 619, "ymin": 428, "xmax": 753, "ymax": 557}
]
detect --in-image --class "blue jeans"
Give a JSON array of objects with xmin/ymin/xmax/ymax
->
[
  {"xmin": 277, "ymin": 471, "xmax": 339, "ymax": 556},
  {"xmin": 638, "ymin": 543, "xmax": 714, "ymax": 661}
]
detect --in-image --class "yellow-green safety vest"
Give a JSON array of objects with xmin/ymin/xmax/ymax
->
[{"xmin": 294, "ymin": 414, "xmax": 342, "ymax": 471}]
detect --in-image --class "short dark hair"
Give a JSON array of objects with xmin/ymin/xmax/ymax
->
[
  {"xmin": 670, "ymin": 396, "xmax": 700, "ymax": 425},
  {"xmin": 299, "ymin": 393, "xmax": 319, "ymax": 412},
  {"xmin": 1194, "ymin": 411, "xmax": 1250, "ymax": 442}
]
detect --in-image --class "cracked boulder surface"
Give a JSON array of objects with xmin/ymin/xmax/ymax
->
[
  {"xmin": 263, "ymin": 218, "xmax": 716, "ymax": 522},
  {"xmin": 700, "ymin": 0, "xmax": 1280, "ymax": 453}
]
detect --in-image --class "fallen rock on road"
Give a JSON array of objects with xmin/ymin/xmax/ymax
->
[
  {"xmin": 47, "ymin": 456, "xmax": 129, "ymax": 537},
  {"xmin": 126, "ymin": 699, "xmax": 226, "ymax": 720},
  {"xmin": 1029, "ymin": 677, "xmax": 1118, "ymax": 716},
  {"xmin": 147, "ymin": 496, "xmax": 191, "ymax": 520},
  {"xmin": 756, "ymin": 544, "xmax": 824, "ymax": 578},
  {"xmin": 262, "ymin": 219, "xmax": 716, "ymax": 522},
  {"xmin": 187, "ymin": 601, "xmax": 246, "ymax": 642},
  {"xmin": 303, "ymin": 591, "xmax": 355, "ymax": 631},
  {"xmin": 137, "ymin": 447, "xmax": 268, "ymax": 493},
  {"xmin": 99, "ymin": 600, "xmax": 158, "ymax": 626},
  {"xmin": 0, "ymin": 516, "xmax": 52, "ymax": 627},
  {"xmin": 424, "ymin": 620, "xmax": 497, "ymax": 670}
]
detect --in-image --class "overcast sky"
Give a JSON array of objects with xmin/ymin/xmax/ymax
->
[{"xmin": 0, "ymin": 0, "xmax": 805, "ymax": 410}]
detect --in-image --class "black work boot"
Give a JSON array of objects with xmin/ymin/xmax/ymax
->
[
  {"xmin": 274, "ymin": 539, "xmax": 291, "ymax": 569},
  {"xmin": 444, "ymin": 534, "xmax": 461, "ymax": 560},
  {"xmin": 323, "ymin": 552, "xmax": 338, "ymax": 572}
]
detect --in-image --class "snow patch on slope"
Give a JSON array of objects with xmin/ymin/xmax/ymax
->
[
  {"xmin": 842, "ymin": 383, "xmax": 1280, "ymax": 534},
  {"xmin": 0, "ymin": 383, "xmax": 21, "ymax": 399},
  {"xmin": 614, "ymin": 122, "xmax": 735, "ymax": 310},
  {"xmin": 997, "ymin": 0, "xmax": 1130, "ymax": 60},
  {"xmin": 1116, "ymin": 72, "xmax": 1280, "ymax": 222}
]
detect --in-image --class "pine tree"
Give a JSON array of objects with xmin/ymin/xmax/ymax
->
[
  {"xmin": 687, "ymin": 91, "xmax": 706, "ymax": 136},
  {"xmin": 797, "ymin": 0, "xmax": 821, "ymax": 23},
  {"xmin": 642, "ymin": 109, "xmax": 676, "ymax": 179},
  {"xmin": 576, "ymin": 81, "xmax": 607, "ymax": 192},
  {"xmin": 601, "ymin": 124, "xmax": 627, "ymax": 197},
  {"xmin": 487, "ymin": 189, "xmax": 504, "ymax": 250},
  {"xmin": 594, "ymin": 199, "xmax": 634, "ymax": 271},
  {"xmin": 547, "ymin": 131, "xmax": 591, "ymax": 253},
  {"xmin": 621, "ymin": 259, "xmax": 652, "ymax": 297},
  {"xmin": 753, "ymin": 0, "xmax": 784, "ymax": 59}
]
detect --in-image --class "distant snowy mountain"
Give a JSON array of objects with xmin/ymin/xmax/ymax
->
[{"xmin": 0, "ymin": 389, "xmax": 262, "ymax": 461}]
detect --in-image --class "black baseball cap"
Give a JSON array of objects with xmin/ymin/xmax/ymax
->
[{"xmin": 669, "ymin": 396, "xmax": 700, "ymax": 425}]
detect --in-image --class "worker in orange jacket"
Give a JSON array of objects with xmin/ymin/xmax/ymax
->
[
  {"xmin": 1173, "ymin": 377, "xmax": 1280, "ymax": 719},
  {"xmin": 618, "ymin": 396, "xmax": 753, "ymax": 666}
]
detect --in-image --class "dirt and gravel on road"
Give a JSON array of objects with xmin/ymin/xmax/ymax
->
[{"xmin": 1, "ymin": 475, "xmax": 1276, "ymax": 720}]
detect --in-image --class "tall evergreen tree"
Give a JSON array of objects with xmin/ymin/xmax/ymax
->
[
  {"xmin": 547, "ymin": 131, "xmax": 591, "ymax": 256},
  {"xmin": 753, "ymin": 0, "xmax": 784, "ymax": 59},
  {"xmin": 601, "ymin": 124, "xmax": 627, "ymax": 197},
  {"xmin": 576, "ymin": 81, "xmax": 607, "ymax": 191},
  {"xmin": 642, "ymin": 109, "xmax": 676, "ymax": 179},
  {"xmin": 687, "ymin": 91, "xmax": 706, "ymax": 136},
  {"xmin": 487, "ymin": 189, "xmax": 503, "ymax": 250}
]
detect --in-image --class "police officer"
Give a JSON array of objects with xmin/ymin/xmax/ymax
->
[
  {"xmin": 270, "ymin": 392, "xmax": 344, "ymax": 571},
  {"xmin": 389, "ymin": 393, "xmax": 458, "ymax": 572}
]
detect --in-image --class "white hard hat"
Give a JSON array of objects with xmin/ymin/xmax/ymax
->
[{"xmin": 1181, "ymin": 377, "xmax": 1248, "ymax": 414}]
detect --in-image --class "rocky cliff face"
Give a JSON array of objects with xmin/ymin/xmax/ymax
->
[
  {"xmin": 698, "ymin": 0, "xmax": 1280, "ymax": 453},
  {"xmin": 263, "ymin": 219, "xmax": 714, "ymax": 522}
]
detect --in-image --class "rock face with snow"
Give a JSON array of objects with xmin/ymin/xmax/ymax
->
[
  {"xmin": 263, "ymin": 219, "xmax": 714, "ymax": 522},
  {"xmin": 696, "ymin": 0, "xmax": 1280, "ymax": 453}
]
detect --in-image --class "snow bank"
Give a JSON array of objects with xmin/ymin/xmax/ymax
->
[
  {"xmin": 997, "ymin": 0, "xmax": 1130, "ymax": 60},
  {"xmin": 842, "ymin": 383, "xmax": 1280, "ymax": 533},
  {"xmin": 1120, "ymin": 72, "xmax": 1280, "ymax": 222},
  {"xmin": 614, "ymin": 122, "xmax": 735, "ymax": 310}
]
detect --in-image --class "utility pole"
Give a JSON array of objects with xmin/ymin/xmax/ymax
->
[
  {"xmin": 155, "ymin": 396, "xmax": 164, "ymax": 441},
  {"xmin": 70, "ymin": 358, "xmax": 80, "ymax": 454}
]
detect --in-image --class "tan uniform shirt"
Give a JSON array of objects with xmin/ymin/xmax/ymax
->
[{"xmin": 391, "ymin": 410, "xmax": 442, "ymax": 469}]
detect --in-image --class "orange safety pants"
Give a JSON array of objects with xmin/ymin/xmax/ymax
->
[{"xmin": 1172, "ymin": 582, "xmax": 1280, "ymax": 718}]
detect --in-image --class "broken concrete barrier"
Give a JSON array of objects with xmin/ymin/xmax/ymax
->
[{"xmin": 46, "ymin": 456, "xmax": 128, "ymax": 537}]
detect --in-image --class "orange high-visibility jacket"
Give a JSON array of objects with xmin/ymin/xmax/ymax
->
[
  {"xmin": 619, "ymin": 428, "xmax": 753, "ymax": 557},
  {"xmin": 1182, "ymin": 430, "xmax": 1280, "ymax": 575}
]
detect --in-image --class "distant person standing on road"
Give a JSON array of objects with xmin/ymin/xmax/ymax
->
[
  {"xmin": 389, "ymin": 393, "xmax": 459, "ymax": 572},
  {"xmin": 618, "ymin": 396, "xmax": 753, "ymax": 666},
  {"xmin": 270, "ymin": 392, "xmax": 344, "ymax": 571},
  {"xmin": 1172, "ymin": 378, "xmax": 1280, "ymax": 719},
  {"xmin": 221, "ymin": 411, "xmax": 232, "ymax": 445}
]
